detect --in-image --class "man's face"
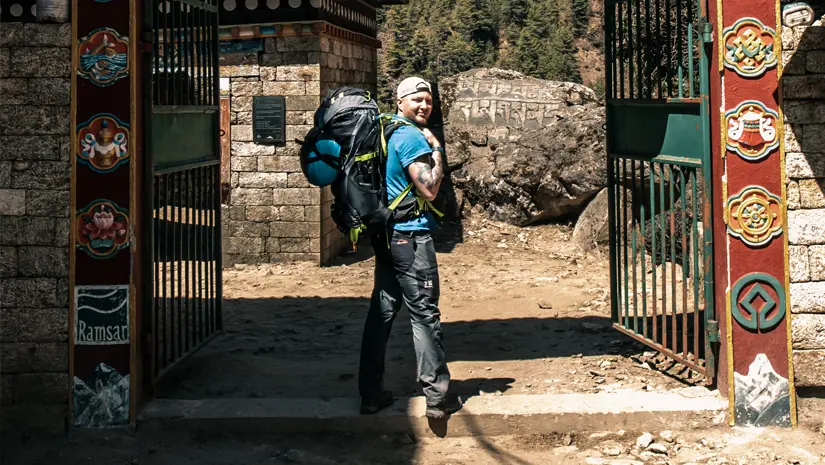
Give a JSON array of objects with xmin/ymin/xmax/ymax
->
[{"xmin": 397, "ymin": 91, "xmax": 433, "ymax": 126}]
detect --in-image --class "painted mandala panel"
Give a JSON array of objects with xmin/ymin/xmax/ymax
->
[
  {"xmin": 723, "ymin": 17, "xmax": 777, "ymax": 78},
  {"xmin": 77, "ymin": 27, "xmax": 129, "ymax": 86},
  {"xmin": 76, "ymin": 200, "xmax": 130, "ymax": 259},
  {"xmin": 725, "ymin": 101, "xmax": 780, "ymax": 161},
  {"xmin": 77, "ymin": 114, "xmax": 130, "ymax": 173},
  {"xmin": 726, "ymin": 185, "xmax": 782, "ymax": 247}
]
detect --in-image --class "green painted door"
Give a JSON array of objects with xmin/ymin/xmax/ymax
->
[{"xmin": 604, "ymin": 0, "xmax": 717, "ymax": 383}]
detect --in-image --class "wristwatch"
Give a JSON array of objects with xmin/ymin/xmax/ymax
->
[{"xmin": 433, "ymin": 146, "xmax": 445, "ymax": 154}]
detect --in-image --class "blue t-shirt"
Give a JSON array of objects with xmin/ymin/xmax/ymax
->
[{"xmin": 386, "ymin": 117, "xmax": 437, "ymax": 231}]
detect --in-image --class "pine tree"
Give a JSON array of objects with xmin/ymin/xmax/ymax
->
[
  {"xmin": 542, "ymin": 23, "xmax": 582, "ymax": 83},
  {"xmin": 571, "ymin": 0, "xmax": 590, "ymax": 38},
  {"xmin": 508, "ymin": 0, "xmax": 529, "ymax": 27}
]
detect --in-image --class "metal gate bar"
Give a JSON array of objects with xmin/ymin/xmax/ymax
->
[
  {"xmin": 145, "ymin": 0, "xmax": 222, "ymax": 384},
  {"xmin": 604, "ymin": 0, "xmax": 715, "ymax": 381}
]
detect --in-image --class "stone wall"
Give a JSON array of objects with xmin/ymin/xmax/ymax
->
[
  {"xmin": 0, "ymin": 23, "xmax": 72, "ymax": 432},
  {"xmin": 221, "ymin": 32, "xmax": 377, "ymax": 266},
  {"xmin": 782, "ymin": 25, "xmax": 825, "ymax": 388}
]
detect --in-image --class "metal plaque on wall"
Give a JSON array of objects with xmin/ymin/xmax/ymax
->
[{"xmin": 253, "ymin": 96, "xmax": 286, "ymax": 145}]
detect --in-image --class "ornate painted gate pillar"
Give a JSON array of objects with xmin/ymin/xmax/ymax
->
[
  {"xmin": 69, "ymin": 0, "xmax": 142, "ymax": 426},
  {"xmin": 712, "ymin": 0, "xmax": 796, "ymax": 426}
]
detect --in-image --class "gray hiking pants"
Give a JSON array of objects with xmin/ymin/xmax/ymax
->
[{"xmin": 358, "ymin": 229, "xmax": 450, "ymax": 407}]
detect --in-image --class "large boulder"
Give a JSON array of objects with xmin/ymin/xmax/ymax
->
[{"xmin": 439, "ymin": 68, "xmax": 606, "ymax": 225}]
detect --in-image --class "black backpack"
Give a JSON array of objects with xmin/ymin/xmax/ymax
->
[{"xmin": 300, "ymin": 87, "xmax": 433, "ymax": 248}]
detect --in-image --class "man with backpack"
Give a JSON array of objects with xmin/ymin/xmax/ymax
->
[{"xmin": 358, "ymin": 77, "xmax": 462, "ymax": 419}]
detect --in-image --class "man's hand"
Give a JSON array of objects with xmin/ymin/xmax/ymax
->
[{"xmin": 421, "ymin": 128, "xmax": 441, "ymax": 149}]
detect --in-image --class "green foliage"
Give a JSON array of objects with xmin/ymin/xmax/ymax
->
[{"xmin": 378, "ymin": 0, "xmax": 589, "ymax": 109}]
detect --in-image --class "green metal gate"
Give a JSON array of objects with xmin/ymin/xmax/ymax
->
[
  {"xmin": 604, "ymin": 0, "xmax": 717, "ymax": 382},
  {"xmin": 142, "ymin": 0, "xmax": 223, "ymax": 385}
]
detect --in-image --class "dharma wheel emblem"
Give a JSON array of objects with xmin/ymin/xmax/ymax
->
[
  {"xmin": 726, "ymin": 100, "xmax": 779, "ymax": 161},
  {"xmin": 723, "ymin": 17, "xmax": 777, "ymax": 78},
  {"xmin": 726, "ymin": 186, "xmax": 782, "ymax": 247}
]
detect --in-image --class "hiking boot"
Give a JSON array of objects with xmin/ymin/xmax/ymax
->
[
  {"xmin": 425, "ymin": 394, "xmax": 463, "ymax": 419},
  {"xmin": 360, "ymin": 390, "xmax": 395, "ymax": 415}
]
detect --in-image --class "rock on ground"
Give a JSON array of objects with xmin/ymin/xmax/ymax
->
[{"xmin": 439, "ymin": 68, "xmax": 605, "ymax": 226}]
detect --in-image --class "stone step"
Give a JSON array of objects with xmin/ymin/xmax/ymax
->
[{"xmin": 139, "ymin": 389, "xmax": 728, "ymax": 438}]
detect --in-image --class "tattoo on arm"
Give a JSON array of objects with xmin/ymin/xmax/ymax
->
[{"xmin": 415, "ymin": 162, "xmax": 443, "ymax": 189}]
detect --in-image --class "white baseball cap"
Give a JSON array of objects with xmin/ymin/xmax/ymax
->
[{"xmin": 396, "ymin": 77, "xmax": 432, "ymax": 99}]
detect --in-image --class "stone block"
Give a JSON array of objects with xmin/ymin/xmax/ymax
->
[
  {"xmin": 806, "ymin": 51, "xmax": 825, "ymax": 73},
  {"xmin": 279, "ymin": 206, "xmax": 304, "ymax": 222},
  {"xmin": 0, "ymin": 343, "xmax": 68, "ymax": 373},
  {"xmin": 0, "ymin": 24, "xmax": 71, "ymax": 47},
  {"xmin": 236, "ymin": 111, "xmax": 253, "ymax": 125},
  {"xmin": 0, "ymin": 189, "xmax": 25, "ymax": 215},
  {"xmin": 0, "ymin": 217, "xmax": 55, "ymax": 245},
  {"xmin": 28, "ymin": 78, "xmax": 71, "ymax": 105},
  {"xmin": 781, "ymin": 25, "xmax": 798, "ymax": 51},
  {"xmin": 310, "ymin": 238, "xmax": 321, "ymax": 253},
  {"xmin": 13, "ymin": 373, "xmax": 68, "ymax": 404},
  {"xmin": 802, "ymin": 124, "xmax": 825, "ymax": 152},
  {"xmin": 0, "ymin": 307, "xmax": 67, "ymax": 342},
  {"xmin": 17, "ymin": 247, "xmax": 68, "ymax": 278},
  {"xmin": 231, "ymin": 155, "xmax": 257, "ymax": 172},
  {"xmin": 264, "ymin": 237, "xmax": 280, "ymax": 253},
  {"xmin": 784, "ymin": 101, "xmax": 825, "ymax": 124},
  {"xmin": 245, "ymin": 206, "xmax": 279, "ymax": 221},
  {"xmin": 0, "ymin": 278, "xmax": 58, "ymax": 307},
  {"xmin": 808, "ymin": 245, "xmax": 825, "ymax": 280},
  {"xmin": 788, "ymin": 180, "xmax": 800, "ymax": 210},
  {"xmin": 285, "ymin": 111, "xmax": 310, "ymax": 125},
  {"xmin": 276, "ymin": 36, "xmax": 321, "ymax": 53},
  {"xmin": 278, "ymin": 65, "xmax": 321, "ymax": 82},
  {"xmin": 798, "ymin": 27, "xmax": 825, "ymax": 51},
  {"xmin": 11, "ymin": 162, "xmax": 70, "ymax": 190},
  {"xmin": 786, "ymin": 51, "xmax": 806, "ymax": 75},
  {"xmin": 232, "ymin": 96, "xmax": 254, "ymax": 113},
  {"xmin": 232, "ymin": 142, "xmax": 276, "ymax": 157},
  {"xmin": 0, "ymin": 247, "xmax": 16, "ymax": 277},
  {"xmin": 55, "ymin": 219, "xmax": 70, "ymax": 247},
  {"xmin": 231, "ymin": 125, "xmax": 254, "ymax": 142},
  {"xmin": 287, "ymin": 172, "xmax": 310, "ymax": 188},
  {"xmin": 273, "ymin": 188, "xmax": 319, "ymax": 206},
  {"xmin": 228, "ymin": 221, "xmax": 270, "ymax": 237},
  {"xmin": 0, "ymin": 162, "xmax": 9, "ymax": 188},
  {"xmin": 787, "ymin": 152, "xmax": 825, "ymax": 178},
  {"xmin": 231, "ymin": 188, "xmax": 273, "ymax": 206},
  {"xmin": 230, "ymin": 80, "xmax": 262, "ymax": 97},
  {"xmin": 224, "ymin": 237, "xmax": 265, "ymax": 255},
  {"xmin": 261, "ymin": 53, "xmax": 284, "ymax": 68},
  {"xmin": 286, "ymin": 125, "xmax": 313, "ymax": 142},
  {"xmin": 0, "ymin": 48, "xmax": 9, "ymax": 78},
  {"xmin": 792, "ymin": 281, "xmax": 825, "ymax": 313},
  {"xmin": 264, "ymin": 38, "xmax": 278, "ymax": 54},
  {"xmin": 304, "ymin": 205, "xmax": 320, "ymax": 222},
  {"xmin": 794, "ymin": 314, "xmax": 825, "ymax": 350},
  {"xmin": 258, "ymin": 156, "xmax": 301, "ymax": 173},
  {"xmin": 281, "ymin": 52, "xmax": 311, "ymax": 65},
  {"xmin": 57, "ymin": 278, "xmax": 68, "ymax": 307},
  {"xmin": 232, "ymin": 172, "xmax": 239, "ymax": 187},
  {"xmin": 785, "ymin": 124, "xmax": 802, "ymax": 152},
  {"xmin": 0, "ymin": 78, "xmax": 27, "ymax": 104},
  {"xmin": 790, "ymin": 245, "xmax": 810, "ymax": 282},
  {"xmin": 799, "ymin": 179, "xmax": 825, "ymax": 208},
  {"xmin": 10, "ymin": 47, "xmax": 70, "ymax": 77},
  {"xmin": 270, "ymin": 221, "xmax": 320, "ymax": 238},
  {"xmin": 280, "ymin": 238, "xmax": 310, "ymax": 253},
  {"xmin": 271, "ymin": 252, "xmax": 318, "ymax": 263},
  {"xmin": 789, "ymin": 209, "xmax": 825, "ymax": 244},
  {"xmin": 276, "ymin": 142, "xmax": 302, "ymax": 158},
  {"xmin": 263, "ymin": 81, "xmax": 306, "ymax": 96},
  {"xmin": 26, "ymin": 190, "xmax": 69, "ymax": 217},
  {"xmin": 794, "ymin": 350, "xmax": 825, "ymax": 387},
  {"xmin": 0, "ymin": 106, "xmax": 70, "ymax": 136},
  {"xmin": 239, "ymin": 172, "xmax": 288, "ymax": 188}
]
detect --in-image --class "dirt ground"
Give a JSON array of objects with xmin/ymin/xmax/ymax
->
[
  {"xmin": 5, "ymin": 423, "xmax": 825, "ymax": 465},
  {"xmin": 155, "ymin": 218, "xmax": 700, "ymax": 400}
]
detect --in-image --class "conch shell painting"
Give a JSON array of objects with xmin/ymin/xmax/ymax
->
[{"xmin": 726, "ymin": 101, "xmax": 779, "ymax": 161}]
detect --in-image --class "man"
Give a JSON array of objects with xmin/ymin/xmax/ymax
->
[{"xmin": 358, "ymin": 77, "xmax": 462, "ymax": 419}]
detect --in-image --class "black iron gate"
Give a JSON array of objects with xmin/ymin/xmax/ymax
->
[
  {"xmin": 603, "ymin": 0, "xmax": 717, "ymax": 382},
  {"xmin": 142, "ymin": 0, "xmax": 223, "ymax": 384}
]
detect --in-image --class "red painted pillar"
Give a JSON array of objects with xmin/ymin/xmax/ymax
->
[{"xmin": 715, "ymin": 0, "xmax": 796, "ymax": 426}]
